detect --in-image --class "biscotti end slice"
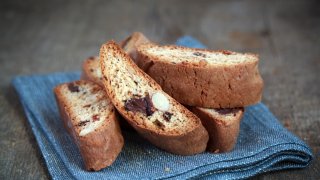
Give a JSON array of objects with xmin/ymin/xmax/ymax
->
[
  {"xmin": 54, "ymin": 80, "xmax": 124, "ymax": 171},
  {"xmin": 100, "ymin": 41, "xmax": 209, "ymax": 155},
  {"xmin": 120, "ymin": 32, "xmax": 150, "ymax": 61},
  {"xmin": 81, "ymin": 56, "xmax": 104, "ymax": 86},
  {"xmin": 136, "ymin": 43, "xmax": 263, "ymax": 108},
  {"xmin": 191, "ymin": 107, "xmax": 244, "ymax": 153}
]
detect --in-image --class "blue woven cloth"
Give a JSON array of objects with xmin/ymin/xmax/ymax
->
[{"xmin": 12, "ymin": 36, "xmax": 312, "ymax": 179}]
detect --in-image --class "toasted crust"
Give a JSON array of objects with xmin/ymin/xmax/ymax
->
[
  {"xmin": 54, "ymin": 80, "xmax": 124, "ymax": 171},
  {"xmin": 136, "ymin": 43, "xmax": 264, "ymax": 108},
  {"xmin": 100, "ymin": 41, "xmax": 209, "ymax": 155},
  {"xmin": 191, "ymin": 107, "xmax": 244, "ymax": 153}
]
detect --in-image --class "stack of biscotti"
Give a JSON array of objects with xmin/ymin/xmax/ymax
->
[
  {"xmin": 54, "ymin": 80, "xmax": 124, "ymax": 171},
  {"xmin": 81, "ymin": 55, "xmax": 243, "ymax": 153},
  {"xmin": 54, "ymin": 32, "xmax": 264, "ymax": 171},
  {"xmin": 99, "ymin": 41, "xmax": 209, "ymax": 155},
  {"xmin": 81, "ymin": 32, "xmax": 262, "ymax": 153},
  {"xmin": 135, "ymin": 39, "xmax": 263, "ymax": 153},
  {"xmin": 84, "ymin": 38, "xmax": 210, "ymax": 155}
]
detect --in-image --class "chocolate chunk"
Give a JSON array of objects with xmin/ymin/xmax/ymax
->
[
  {"xmin": 193, "ymin": 52, "xmax": 206, "ymax": 58},
  {"xmin": 90, "ymin": 68, "xmax": 94, "ymax": 72},
  {"xmin": 124, "ymin": 94, "xmax": 154, "ymax": 116},
  {"xmin": 125, "ymin": 97, "xmax": 146, "ymax": 113},
  {"xmin": 216, "ymin": 108, "xmax": 241, "ymax": 115},
  {"xmin": 68, "ymin": 83, "xmax": 79, "ymax": 92},
  {"xmin": 77, "ymin": 120, "xmax": 90, "ymax": 127},
  {"xmin": 103, "ymin": 76, "xmax": 108, "ymax": 81},
  {"xmin": 88, "ymin": 56, "xmax": 95, "ymax": 60},
  {"xmin": 163, "ymin": 112, "xmax": 173, "ymax": 122},
  {"xmin": 153, "ymin": 120, "xmax": 165, "ymax": 129},
  {"xmin": 83, "ymin": 104, "xmax": 91, "ymax": 108}
]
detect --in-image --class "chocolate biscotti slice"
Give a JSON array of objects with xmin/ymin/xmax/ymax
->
[
  {"xmin": 100, "ymin": 41, "xmax": 209, "ymax": 155},
  {"xmin": 81, "ymin": 32, "xmax": 150, "ymax": 86},
  {"xmin": 136, "ymin": 43, "xmax": 263, "ymax": 108},
  {"xmin": 54, "ymin": 80, "xmax": 124, "ymax": 171},
  {"xmin": 190, "ymin": 107, "xmax": 244, "ymax": 153}
]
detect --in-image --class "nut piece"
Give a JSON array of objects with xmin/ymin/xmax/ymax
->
[
  {"xmin": 152, "ymin": 92, "xmax": 170, "ymax": 111},
  {"xmin": 68, "ymin": 83, "xmax": 79, "ymax": 92}
]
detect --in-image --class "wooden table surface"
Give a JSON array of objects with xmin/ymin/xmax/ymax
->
[{"xmin": 1, "ymin": 0, "xmax": 319, "ymax": 179}]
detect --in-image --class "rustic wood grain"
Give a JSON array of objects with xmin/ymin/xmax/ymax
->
[{"xmin": 0, "ymin": 0, "xmax": 319, "ymax": 179}]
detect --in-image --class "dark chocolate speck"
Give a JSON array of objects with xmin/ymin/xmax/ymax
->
[
  {"xmin": 193, "ymin": 52, "xmax": 206, "ymax": 58},
  {"xmin": 68, "ymin": 83, "xmax": 79, "ymax": 92},
  {"xmin": 77, "ymin": 120, "xmax": 90, "ymax": 127},
  {"xmin": 153, "ymin": 120, "xmax": 165, "ymax": 129},
  {"xmin": 163, "ymin": 112, "xmax": 173, "ymax": 122}
]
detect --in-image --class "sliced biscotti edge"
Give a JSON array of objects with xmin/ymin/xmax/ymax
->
[
  {"xmin": 81, "ymin": 56, "xmax": 104, "ymax": 86},
  {"xmin": 190, "ymin": 107, "xmax": 244, "ymax": 153},
  {"xmin": 120, "ymin": 32, "xmax": 150, "ymax": 61},
  {"xmin": 136, "ymin": 43, "xmax": 259, "ymax": 66},
  {"xmin": 136, "ymin": 43, "xmax": 263, "ymax": 108},
  {"xmin": 100, "ymin": 40, "xmax": 208, "ymax": 155},
  {"xmin": 54, "ymin": 80, "xmax": 124, "ymax": 171}
]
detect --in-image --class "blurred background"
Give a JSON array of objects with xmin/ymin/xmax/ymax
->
[{"xmin": 0, "ymin": 0, "xmax": 319, "ymax": 179}]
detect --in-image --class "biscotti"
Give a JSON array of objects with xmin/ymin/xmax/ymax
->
[
  {"xmin": 190, "ymin": 107, "xmax": 244, "ymax": 153},
  {"xmin": 136, "ymin": 43, "xmax": 263, "ymax": 108},
  {"xmin": 100, "ymin": 41, "xmax": 209, "ymax": 155},
  {"xmin": 54, "ymin": 80, "xmax": 124, "ymax": 171}
]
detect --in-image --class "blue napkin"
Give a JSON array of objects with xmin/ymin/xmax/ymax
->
[{"xmin": 12, "ymin": 36, "xmax": 312, "ymax": 180}]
